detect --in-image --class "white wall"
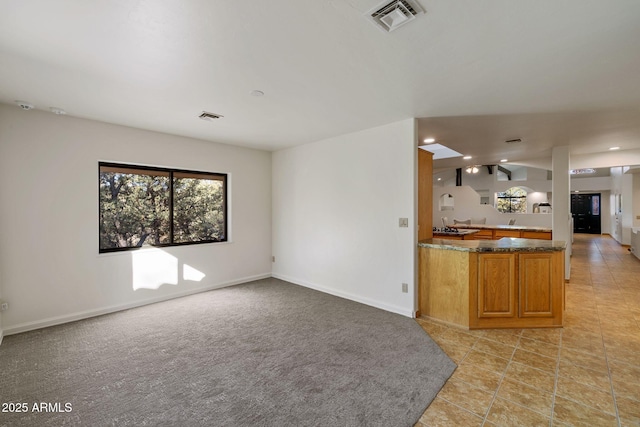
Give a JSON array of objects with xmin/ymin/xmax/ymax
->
[
  {"xmin": 272, "ymin": 119, "xmax": 416, "ymax": 317},
  {"xmin": 433, "ymin": 186, "xmax": 553, "ymax": 228},
  {"xmin": 600, "ymin": 190, "xmax": 612, "ymax": 235},
  {"xmin": 553, "ymin": 146, "xmax": 571, "ymax": 280},
  {"xmin": 610, "ymin": 167, "xmax": 634, "ymax": 245},
  {"xmin": 0, "ymin": 105, "xmax": 272, "ymax": 334}
]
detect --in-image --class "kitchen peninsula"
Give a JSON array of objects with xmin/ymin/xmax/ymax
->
[
  {"xmin": 448, "ymin": 223, "xmax": 553, "ymax": 240},
  {"xmin": 418, "ymin": 237, "xmax": 566, "ymax": 329}
]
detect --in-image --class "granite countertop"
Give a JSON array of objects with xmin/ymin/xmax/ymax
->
[
  {"xmin": 449, "ymin": 224, "xmax": 552, "ymax": 232},
  {"xmin": 418, "ymin": 237, "xmax": 566, "ymax": 253}
]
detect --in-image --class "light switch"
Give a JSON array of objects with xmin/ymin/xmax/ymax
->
[{"xmin": 399, "ymin": 218, "xmax": 409, "ymax": 227}]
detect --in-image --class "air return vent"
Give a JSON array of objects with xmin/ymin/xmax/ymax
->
[
  {"xmin": 367, "ymin": 0, "xmax": 424, "ymax": 32},
  {"xmin": 199, "ymin": 111, "xmax": 223, "ymax": 121}
]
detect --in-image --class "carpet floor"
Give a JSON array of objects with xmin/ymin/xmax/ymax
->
[{"xmin": 0, "ymin": 278, "xmax": 455, "ymax": 426}]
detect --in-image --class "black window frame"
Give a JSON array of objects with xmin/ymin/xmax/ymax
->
[{"xmin": 98, "ymin": 162, "xmax": 228, "ymax": 253}]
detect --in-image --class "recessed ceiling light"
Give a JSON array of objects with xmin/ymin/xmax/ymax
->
[
  {"xmin": 463, "ymin": 155, "xmax": 472, "ymax": 160},
  {"xmin": 49, "ymin": 107, "xmax": 66, "ymax": 115},
  {"xmin": 250, "ymin": 90, "xmax": 264, "ymax": 97},
  {"xmin": 500, "ymin": 159, "xmax": 508, "ymax": 163},
  {"xmin": 423, "ymin": 138, "xmax": 435, "ymax": 143},
  {"xmin": 437, "ymin": 178, "xmax": 441, "ymax": 181},
  {"xmin": 609, "ymin": 146, "xmax": 620, "ymax": 150},
  {"xmin": 15, "ymin": 100, "xmax": 35, "ymax": 110}
]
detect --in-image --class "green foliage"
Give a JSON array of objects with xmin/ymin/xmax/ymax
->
[
  {"xmin": 497, "ymin": 187, "xmax": 527, "ymax": 213},
  {"xmin": 173, "ymin": 178, "xmax": 225, "ymax": 243},
  {"xmin": 99, "ymin": 170, "xmax": 225, "ymax": 250}
]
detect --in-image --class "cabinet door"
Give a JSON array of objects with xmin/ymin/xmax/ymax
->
[
  {"xmin": 477, "ymin": 253, "xmax": 517, "ymax": 318},
  {"xmin": 519, "ymin": 253, "xmax": 554, "ymax": 317}
]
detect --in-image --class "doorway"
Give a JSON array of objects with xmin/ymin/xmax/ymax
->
[{"xmin": 571, "ymin": 193, "xmax": 601, "ymax": 234}]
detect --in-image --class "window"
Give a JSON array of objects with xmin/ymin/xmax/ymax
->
[
  {"xmin": 496, "ymin": 187, "xmax": 527, "ymax": 213},
  {"xmin": 99, "ymin": 163, "xmax": 227, "ymax": 252}
]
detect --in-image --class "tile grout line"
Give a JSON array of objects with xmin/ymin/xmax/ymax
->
[
  {"xmin": 428, "ymin": 333, "xmax": 485, "ymax": 424},
  {"xmin": 594, "ymin": 239, "xmax": 622, "ymax": 427},
  {"xmin": 549, "ymin": 328, "xmax": 562, "ymax": 426},
  {"xmin": 479, "ymin": 332, "xmax": 522, "ymax": 427}
]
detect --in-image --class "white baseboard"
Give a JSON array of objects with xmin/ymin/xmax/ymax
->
[
  {"xmin": 2, "ymin": 273, "xmax": 271, "ymax": 337},
  {"xmin": 272, "ymin": 273, "xmax": 414, "ymax": 318}
]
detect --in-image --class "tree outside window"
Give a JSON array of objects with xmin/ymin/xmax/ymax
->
[
  {"xmin": 99, "ymin": 163, "xmax": 227, "ymax": 252},
  {"xmin": 496, "ymin": 187, "xmax": 527, "ymax": 213}
]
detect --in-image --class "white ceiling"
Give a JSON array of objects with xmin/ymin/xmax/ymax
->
[{"xmin": 2, "ymin": 0, "xmax": 640, "ymax": 165}]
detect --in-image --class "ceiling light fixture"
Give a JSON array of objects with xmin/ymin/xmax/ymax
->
[
  {"xmin": 609, "ymin": 146, "xmax": 620, "ymax": 150},
  {"xmin": 465, "ymin": 165, "xmax": 480, "ymax": 174},
  {"xmin": 500, "ymin": 159, "xmax": 508, "ymax": 163},
  {"xmin": 423, "ymin": 138, "xmax": 435, "ymax": 143},
  {"xmin": 463, "ymin": 155, "xmax": 472, "ymax": 160},
  {"xmin": 570, "ymin": 168, "xmax": 596, "ymax": 175},
  {"xmin": 15, "ymin": 100, "xmax": 35, "ymax": 110},
  {"xmin": 49, "ymin": 107, "xmax": 66, "ymax": 115}
]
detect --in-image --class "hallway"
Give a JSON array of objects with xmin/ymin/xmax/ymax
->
[{"xmin": 416, "ymin": 234, "xmax": 640, "ymax": 426}]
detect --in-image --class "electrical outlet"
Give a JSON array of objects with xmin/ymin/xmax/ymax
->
[
  {"xmin": 401, "ymin": 283, "xmax": 408, "ymax": 293},
  {"xmin": 0, "ymin": 302, "xmax": 8, "ymax": 311},
  {"xmin": 399, "ymin": 218, "xmax": 409, "ymax": 228}
]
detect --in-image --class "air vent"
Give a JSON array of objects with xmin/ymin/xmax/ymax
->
[
  {"xmin": 504, "ymin": 138, "xmax": 523, "ymax": 144},
  {"xmin": 367, "ymin": 0, "xmax": 424, "ymax": 32},
  {"xmin": 199, "ymin": 111, "xmax": 223, "ymax": 121}
]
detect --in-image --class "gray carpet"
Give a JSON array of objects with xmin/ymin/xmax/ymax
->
[{"xmin": 0, "ymin": 278, "xmax": 455, "ymax": 427}]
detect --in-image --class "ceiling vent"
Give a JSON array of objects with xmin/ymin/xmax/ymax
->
[
  {"xmin": 504, "ymin": 138, "xmax": 523, "ymax": 144},
  {"xmin": 199, "ymin": 111, "xmax": 223, "ymax": 121},
  {"xmin": 367, "ymin": 0, "xmax": 425, "ymax": 32}
]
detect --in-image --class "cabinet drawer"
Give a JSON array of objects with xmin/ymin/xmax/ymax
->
[
  {"xmin": 522, "ymin": 231, "xmax": 552, "ymax": 240},
  {"xmin": 495, "ymin": 230, "xmax": 521, "ymax": 239},
  {"xmin": 473, "ymin": 230, "xmax": 494, "ymax": 239}
]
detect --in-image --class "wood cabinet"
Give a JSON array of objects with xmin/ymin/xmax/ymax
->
[
  {"xmin": 419, "ymin": 245, "xmax": 564, "ymax": 329},
  {"xmin": 519, "ymin": 253, "xmax": 558, "ymax": 318},
  {"xmin": 477, "ymin": 253, "xmax": 517, "ymax": 319},
  {"xmin": 452, "ymin": 226, "xmax": 552, "ymax": 240},
  {"xmin": 470, "ymin": 251, "xmax": 563, "ymax": 328},
  {"xmin": 522, "ymin": 231, "xmax": 552, "ymax": 240},
  {"xmin": 494, "ymin": 230, "xmax": 521, "ymax": 239},
  {"xmin": 417, "ymin": 149, "xmax": 433, "ymax": 241},
  {"xmin": 472, "ymin": 230, "xmax": 494, "ymax": 240}
]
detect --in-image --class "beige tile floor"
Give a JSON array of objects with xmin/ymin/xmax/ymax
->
[{"xmin": 415, "ymin": 234, "xmax": 640, "ymax": 426}]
